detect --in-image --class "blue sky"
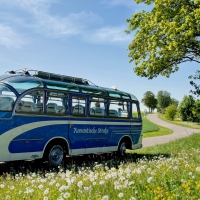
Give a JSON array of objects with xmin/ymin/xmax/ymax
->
[{"xmin": 0, "ymin": 0, "xmax": 199, "ymax": 111}]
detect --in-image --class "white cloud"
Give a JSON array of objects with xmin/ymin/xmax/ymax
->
[
  {"xmin": 32, "ymin": 11, "xmax": 102, "ymax": 38},
  {"xmin": 0, "ymin": 0, "xmax": 102, "ymax": 38},
  {"xmin": 88, "ymin": 26, "xmax": 132, "ymax": 44},
  {"xmin": 0, "ymin": 24, "xmax": 27, "ymax": 48}
]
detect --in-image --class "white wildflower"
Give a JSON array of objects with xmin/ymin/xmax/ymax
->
[
  {"xmin": 77, "ymin": 181, "xmax": 83, "ymax": 188},
  {"xmin": 62, "ymin": 192, "xmax": 70, "ymax": 198},
  {"xmin": 38, "ymin": 185, "xmax": 44, "ymax": 189},
  {"xmin": 56, "ymin": 183, "xmax": 60, "ymax": 188},
  {"xmin": 128, "ymin": 181, "xmax": 135, "ymax": 186},
  {"xmin": 99, "ymin": 180, "xmax": 105, "ymax": 185},
  {"xmin": 10, "ymin": 186, "xmax": 15, "ymax": 190},
  {"xmin": 181, "ymin": 179, "xmax": 187, "ymax": 183},
  {"xmin": 93, "ymin": 182, "xmax": 96, "ymax": 186},
  {"xmin": 101, "ymin": 195, "xmax": 109, "ymax": 200},
  {"xmin": 147, "ymin": 177, "xmax": 153, "ymax": 183},
  {"xmin": 196, "ymin": 167, "xmax": 200, "ymax": 172},
  {"xmin": 44, "ymin": 189, "xmax": 49, "ymax": 195},
  {"xmin": 118, "ymin": 193, "xmax": 124, "ymax": 198}
]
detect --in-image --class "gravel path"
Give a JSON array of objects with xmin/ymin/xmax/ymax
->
[{"xmin": 142, "ymin": 113, "xmax": 200, "ymax": 147}]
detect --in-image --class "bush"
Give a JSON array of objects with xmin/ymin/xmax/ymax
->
[{"xmin": 165, "ymin": 104, "xmax": 177, "ymax": 120}]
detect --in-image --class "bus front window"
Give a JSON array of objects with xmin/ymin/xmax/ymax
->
[
  {"xmin": 0, "ymin": 85, "xmax": 16, "ymax": 111},
  {"xmin": 3, "ymin": 76, "xmax": 43, "ymax": 94}
]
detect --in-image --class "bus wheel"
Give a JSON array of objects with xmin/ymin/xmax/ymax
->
[
  {"xmin": 47, "ymin": 145, "xmax": 65, "ymax": 166},
  {"xmin": 118, "ymin": 141, "xmax": 126, "ymax": 156}
]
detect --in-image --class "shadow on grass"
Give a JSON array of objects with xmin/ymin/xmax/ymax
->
[{"xmin": 0, "ymin": 152, "xmax": 170, "ymax": 176}]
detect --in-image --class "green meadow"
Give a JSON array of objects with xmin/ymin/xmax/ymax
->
[
  {"xmin": 142, "ymin": 116, "xmax": 173, "ymax": 137},
  {"xmin": 1, "ymin": 134, "xmax": 200, "ymax": 200}
]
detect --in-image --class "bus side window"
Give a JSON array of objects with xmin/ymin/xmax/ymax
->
[
  {"xmin": 89, "ymin": 97, "xmax": 106, "ymax": 117},
  {"xmin": 132, "ymin": 102, "xmax": 139, "ymax": 119},
  {"xmin": 16, "ymin": 91, "xmax": 44, "ymax": 113},
  {"xmin": 0, "ymin": 85, "xmax": 16, "ymax": 111},
  {"xmin": 72, "ymin": 97, "xmax": 86, "ymax": 115},
  {"xmin": 109, "ymin": 100, "xmax": 129, "ymax": 118},
  {"xmin": 46, "ymin": 92, "xmax": 68, "ymax": 114}
]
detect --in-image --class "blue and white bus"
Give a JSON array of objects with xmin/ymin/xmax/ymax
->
[{"xmin": 0, "ymin": 69, "xmax": 142, "ymax": 166}]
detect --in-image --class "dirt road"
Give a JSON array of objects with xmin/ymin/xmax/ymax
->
[{"xmin": 142, "ymin": 114, "xmax": 200, "ymax": 147}]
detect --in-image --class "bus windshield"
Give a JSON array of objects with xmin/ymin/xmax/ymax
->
[{"xmin": 3, "ymin": 76, "xmax": 44, "ymax": 94}]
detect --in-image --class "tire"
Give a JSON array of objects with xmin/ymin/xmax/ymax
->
[
  {"xmin": 46, "ymin": 144, "xmax": 65, "ymax": 166},
  {"xmin": 118, "ymin": 141, "xmax": 126, "ymax": 157}
]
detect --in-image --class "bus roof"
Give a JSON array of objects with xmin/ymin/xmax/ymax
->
[{"xmin": 0, "ymin": 70, "xmax": 138, "ymax": 101}]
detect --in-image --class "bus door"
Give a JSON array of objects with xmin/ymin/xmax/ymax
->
[
  {"xmin": 68, "ymin": 94, "xmax": 88, "ymax": 154},
  {"xmin": 131, "ymin": 102, "xmax": 142, "ymax": 145},
  {"xmin": 86, "ymin": 96, "xmax": 108, "ymax": 153}
]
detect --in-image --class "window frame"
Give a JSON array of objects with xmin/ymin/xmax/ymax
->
[
  {"xmin": 131, "ymin": 101, "xmax": 141, "ymax": 120},
  {"xmin": 14, "ymin": 88, "xmax": 45, "ymax": 115},
  {"xmin": 88, "ymin": 96, "xmax": 107, "ymax": 118},
  {"xmin": 108, "ymin": 99, "xmax": 131, "ymax": 119},
  {"xmin": 71, "ymin": 96, "xmax": 87, "ymax": 116},
  {"xmin": 45, "ymin": 90, "xmax": 69, "ymax": 115}
]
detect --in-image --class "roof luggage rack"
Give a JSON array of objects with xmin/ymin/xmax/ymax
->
[
  {"xmin": 5, "ymin": 68, "xmax": 89, "ymax": 85},
  {"xmin": 34, "ymin": 71, "xmax": 89, "ymax": 85}
]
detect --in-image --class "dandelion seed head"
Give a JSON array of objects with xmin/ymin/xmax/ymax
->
[
  {"xmin": 147, "ymin": 177, "xmax": 153, "ymax": 183},
  {"xmin": 101, "ymin": 195, "xmax": 109, "ymax": 200},
  {"xmin": 62, "ymin": 192, "xmax": 70, "ymax": 198},
  {"xmin": 118, "ymin": 193, "xmax": 124, "ymax": 198},
  {"xmin": 38, "ymin": 184, "xmax": 44, "ymax": 189},
  {"xmin": 196, "ymin": 167, "xmax": 200, "ymax": 172}
]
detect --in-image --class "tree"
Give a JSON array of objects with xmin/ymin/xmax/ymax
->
[
  {"xmin": 178, "ymin": 95, "xmax": 195, "ymax": 121},
  {"xmin": 192, "ymin": 99, "xmax": 200, "ymax": 122},
  {"xmin": 126, "ymin": 0, "xmax": 200, "ymax": 80},
  {"xmin": 141, "ymin": 91, "xmax": 157, "ymax": 113},
  {"xmin": 171, "ymin": 98, "xmax": 179, "ymax": 107},
  {"xmin": 157, "ymin": 90, "xmax": 171, "ymax": 111},
  {"xmin": 165, "ymin": 104, "xmax": 177, "ymax": 120}
]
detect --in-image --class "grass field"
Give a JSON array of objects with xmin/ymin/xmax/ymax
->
[
  {"xmin": 142, "ymin": 116, "xmax": 173, "ymax": 137},
  {"xmin": 158, "ymin": 113, "xmax": 200, "ymax": 129},
  {"xmin": 0, "ymin": 134, "xmax": 200, "ymax": 200}
]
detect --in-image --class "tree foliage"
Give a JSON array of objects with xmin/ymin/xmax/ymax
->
[
  {"xmin": 165, "ymin": 104, "xmax": 177, "ymax": 120},
  {"xmin": 178, "ymin": 95, "xmax": 196, "ymax": 121},
  {"xmin": 171, "ymin": 98, "xmax": 179, "ymax": 107},
  {"xmin": 189, "ymin": 70, "xmax": 200, "ymax": 96},
  {"xmin": 141, "ymin": 91, "xmax": 157, "ymax": 113},
  {"xmin": 192, "ymin": 99, "xmax": 200, "ymax": 122},
  {"xmin": 126, "ymin": 0, "xmax": 200, "ymax": 79},
  {"xmin": 157, "ymin": 90, "xmax": 171, "ymax": 110}
]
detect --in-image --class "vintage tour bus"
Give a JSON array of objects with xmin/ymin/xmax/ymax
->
[{"xmin": 0, "ymin": 69, "xmax": 142, "ymax": 166}]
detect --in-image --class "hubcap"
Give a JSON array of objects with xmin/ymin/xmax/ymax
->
[
  {"xmin": 120, "ymin": 143, "xmax": 126, "ymax": 156},
  {"xmin": 49, "ymin": 145, "xmax": 64, "ymax": 166}
]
